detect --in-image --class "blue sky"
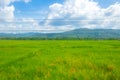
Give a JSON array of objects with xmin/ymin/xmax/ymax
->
[
  {"xmin": 94, "ymin": 0, "xmax": 120, "ymax": 7},
  {"xmin": 13, "ymin": 0, "xmax": 120, "ymax": 18},
  {"xmin": 0, "ymin": 0, "xmax": 120, "ymax": 33},
  {"xmin": 14, "ymin": 0, "xmax": 64, "ymax": 18}
]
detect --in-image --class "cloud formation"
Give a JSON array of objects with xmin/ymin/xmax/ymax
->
[
  {"xmin": 45, "ymin": 0, "xmax": 120, "ymax": 29},
  {"xmin": 0, "ymin": 0, "xmax": 31, "ymax": 21},
  {"xmin": 0, "ymin": 0, "xmax": 34, "ymax": 33},
  {"xmin": 0, "ymin": 0, "xmax": 120, "ymax": 33}
]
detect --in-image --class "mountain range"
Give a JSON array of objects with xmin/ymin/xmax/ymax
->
[{"xmin": 0, "ymin": 28, "xmax": 120, "ymax": 40}]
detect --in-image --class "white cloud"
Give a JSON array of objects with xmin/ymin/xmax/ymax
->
[
  {"xmin": 0, "ymin": 0, "xmax": 31, "ymax": 20},
  {"xmin": 0, "ymin": 0, "xmax": 34, "ymax": 33},
  {"xmin": 0, "ymin": 0, "xmax": 30, "ymax": 7},
  {"xmin": 0, "ymin": 18, "xmax": 40, "ymax": 33},
  {"xmin": 43, "ymin": 0, "xmax": 120, "ymax": 29},
  {"xmin": 0, "ymin": 5, "xmax": 15, "ymax": 21},
  {"xmin": 0, "ymin": 0, "xmax": 13, "ymax": 7},
  {"xmin": 0, "ymin": 0, "xmax": 120, "ymax": 33},
  {"xmin": 0, "ymin": 18, "xmax": 62, "ymax": 33},
  {"xmin": 23, "ymin": 0, "xmax": 31, "ymax": 3},
  {"xmin": 0, "ymin": 0, "xmax": 16, "ymax": 21}
]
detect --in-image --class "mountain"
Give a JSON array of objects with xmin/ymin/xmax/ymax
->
[
  {"xmin": 60, "ymin": 29, "xmax": 120, "ymax": 39},
  {"xmin": 0, "ymin": 29, "xmax": 120, "ymax": 40}
]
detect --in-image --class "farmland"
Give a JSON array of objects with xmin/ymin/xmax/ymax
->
[{"xmin": 0, "ymin": 40, "xmax": 120, "ymax": 80}]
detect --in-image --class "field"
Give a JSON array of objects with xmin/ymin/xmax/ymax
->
[{"xmin": 0, "ymin": 40, "xmax": 120, "ymax": 80}]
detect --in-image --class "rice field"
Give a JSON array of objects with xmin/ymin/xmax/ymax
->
[{"xmin": 0, "ymin": 40, "xmax": 120, "ymax": 80}]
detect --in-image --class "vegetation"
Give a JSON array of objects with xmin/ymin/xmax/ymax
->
[
  {"xmin": 0, "ymin": 29, "xmax": 120, "ymax": 40},
  {"xmin": 0, "ymin": 40, "xmax": 120, "ymax": 80}
]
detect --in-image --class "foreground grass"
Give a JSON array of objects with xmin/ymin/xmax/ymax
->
[{"xmin": 0, "ymin": 40, "xmax": 120, "ymax": 80}]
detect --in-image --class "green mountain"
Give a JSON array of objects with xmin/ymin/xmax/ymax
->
[{"xmin": 0, "ymin": 29, "xmax": 120, "ymax": 40}]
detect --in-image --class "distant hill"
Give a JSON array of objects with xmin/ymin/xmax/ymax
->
[{"xmin": 0, "ymin": 29, "xmax": 120, "ymax": 40}]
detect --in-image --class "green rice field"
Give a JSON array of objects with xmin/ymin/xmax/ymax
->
[{"xmin": 0, "ymin": 40, "xmax": 120, "ymax": 80}]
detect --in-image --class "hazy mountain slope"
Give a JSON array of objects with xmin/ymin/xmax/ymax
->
[{"xmin": 0, "ymin": 29, "xmax": 120, "ymax": 39}]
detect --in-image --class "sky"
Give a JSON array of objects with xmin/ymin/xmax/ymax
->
[{"xmin": 0, "ymin": 0, "xmax": 120, "ymax": 33}]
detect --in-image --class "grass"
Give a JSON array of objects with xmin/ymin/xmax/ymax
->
[{"xmin": 0, "ymin": 40, "xmax": 120, "ymax": 80}]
